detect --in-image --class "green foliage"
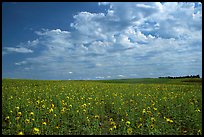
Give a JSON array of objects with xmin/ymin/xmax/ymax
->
[{"xmin": 2, "ymin": 78, "xmax": 202, "ymax": 135}]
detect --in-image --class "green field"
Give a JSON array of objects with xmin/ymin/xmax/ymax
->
[{"xmin": 2, "ymin": 78, "xmax": 202, "ymax": 135}]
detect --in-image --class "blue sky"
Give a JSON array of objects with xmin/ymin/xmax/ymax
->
[{"xmin": 2, "ymin": 2, "xmax": 202, "ymax": 80}]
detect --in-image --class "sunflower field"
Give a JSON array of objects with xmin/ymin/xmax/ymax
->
[{"xmin": 2, "ymin": 78, "xmax": 202, "ymax": 135}]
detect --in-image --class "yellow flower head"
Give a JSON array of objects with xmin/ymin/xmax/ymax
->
[
  {"xmin": 166, "ymin": 118, "xmax": 173, "ymax": 123},
  {"xmin": 42, "ymin": 122, "xmax": 47, "ymax": 125},
  {"xmin": 109, "ymin": 118, "xmax": 113, "ymax": 121},
  {"xmin": 138, "ymin": 123, "xmax": 142, "ymax": 128},
  {"xmin": 51, "ymin": 104, "xmax": 55, "ymax": 108},
  {"xmin": 81, "ymin": 103, "xmax": 87, "ymax": 108},
  {"xmin": 42, "ymin": 105, "xmax": 46, "ymax": 108},
  {"xmin": 36, "ymin": 100, "xmax": 40, "ymax": 104},
  {"xmin": 95, "ymin": 115, "xmax": 100, "ymax": 119},
  {"xmin": 33, "ymin": 127, "xmax": 40, "ymax": 135},
  {"xmin": 49, "ymin": 108, "xmax": 53, "ymax": 113},
  {"xmin": 30, "ymin": 112, "xmax": 34, "ymax": 116},
  {"xmin": 153, "ymin": 108, "xmax": 157, "ymax": 111},
  {"xmin": 127, "ymin": 127, "xmax": 133, "ymax": 135},
  {"xmin": 126, "ymin": 121, "xmax": 131, "ymax": 126},
  {"xmin": 16, "ymin": 116, "xmax": 20, "ymax": 121},
  {"xmin": 151, "ymin": 117, "xmax": 156, "ymax": 123},
  {"xmin": 5, "ymin": 116, "xmax": 10, "ymax": 121},
  {"xmin": 110, "ymin": 121, "xmax": 116, "ymax": 126},
  {"xmin": 109, "ymin": 128, "xmax": 113, "ymax": 132},
  {"xmin": 142, "ymin": 109, "xmax": 146, "ymax": 114},
  {"xmin": 61, "ymin": 107, "xmax": 65, "ymax": 113},
  {"xmin": 17, "ymin": 131, "xmax": 24, "ymax": 135},
  {"xmin": 25, "ymin": 119, "xmax": 30, "ymax": 124},
  {"xmin": 83, "ymin": 109, "xmax": 86, "ymax": 113},
  {"xmin": 17, "ymin": 112, "xmax": 22, "ymax": 117},
  {"xmin": 113, "ymin": 125, "xmax": 117, "ymax": 129},
  {"xmin": 150, "ymin": 124, "xmax": 154, "ymax": 129}
]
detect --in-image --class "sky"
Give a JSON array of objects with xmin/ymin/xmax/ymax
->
[{"xmin": 2, "ymin": 2, "xmax": 202, "ymax": 80}]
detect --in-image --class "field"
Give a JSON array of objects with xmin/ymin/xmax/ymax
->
[{"xmin": 2, "ymin": 78, "xmax": 202, "ymax": 135}]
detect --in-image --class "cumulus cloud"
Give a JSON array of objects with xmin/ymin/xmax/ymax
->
[{"xmin": 5, "ymin": 2, "xmax": 202, "ymax": 79}]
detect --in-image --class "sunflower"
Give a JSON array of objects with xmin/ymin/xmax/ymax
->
[
  {"xmin": 33, "ymin": 127, "xmax": 40, "ymax": 135},
  {"xmin": 25, "ymin": 119, "xmax": 30, "ymax": 124},
  {"xmin": 127, "ymin": 127, "xmax": 133, "ymax": 135},
  {"xmin": 17, "ymin": 112, "xmax": 22, "ymax": 117},
  {"xmin": 126, "ymin": 121, "xmax": 131, "ymax": 126},
  {"xmin": 17, "ymin": 131, "xmax": 24, "ymax": 135}
]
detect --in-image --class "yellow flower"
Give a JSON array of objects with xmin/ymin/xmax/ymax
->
[
  {"xmin": 49, "ymin": 108, "xmax": 53, "ymax": 113},
  {"xmin": 5, "ymin": 116, "xmax": 10, "ymax": 121},
  {"xmin": 151, "ymin": 117, "xmax": 156, "ymax": 123},
  {"xmin": 142, "ymin": 109, "xmax": 146, "ymax": 114},
  {"xmin": 126, "ymin": 121, "xmax": 131, "ymax": 126},
  {"xmin": 153, "ymin": 107, "xmax": 157, "ymax": 111},
  {"xmin": 17, "ymin": 112, "xmax": 22, "ymax": 117},
  {"xmin": 197, "ymin": 129, "xmax": 202, "ymax": 135},
  {"xmin": 16, "ymin": 116, "xmax": 20, "ymax": 121},
  {"xmin": 61, "ymin": 108, "xmax": 65, "ymax": 113},
  {"xmin": 109, "ymin": 118, "xmax": 113, "ymax": 121},
  {"xmin": 30, "ymin": 112, "xmax": 34, "ymax": 116},
  {"xmin": 113, "ymin": 125, "xmax": 117, "ymax": 129},
  {"xmin": 150, "ymin": 124, "xmax": 154, "ymax": 129},
  {"xmin": 127, "ymin": 127, "xmax": 133, "ymax": 135},
  {"xmin": 95, "ymin": 115, "xmax": 100, "ymax": 119},
  {"xmin": 33, "ymin": 127, "xmax": 40, "ymax": 135},
  {"xmin": 109, "ymin": 128, "xmax": 113, "ymax": 132},
  {"xmin": 81, "ymin": 103, "xmax": 87, "ymax": 108},
  {"xmin": 42, "ymin": 105, "xmax": 46, "ymax": 108},
  {"xmin": 195, "ymin": 108, "xmax": 201, "ymax": 113},
  {"xmin": 25, "ymin": 119, "xmax": 30, "ymax": 124},
  {"xmin": 51, "ymin": 104, "xmax": 55, "ymax": 108},
  {"xmin": 110, "ymin": 121, "xmax": 116, "ymax": 126},
  {"xmin": 17, "ymin": 131, "xmax": 24, "ymax": 135},
  {"xmin": 138, "ymin": 123, "xmax": 142, "ymax": 128},
  {"xmin": 166, "ymin": 118, "xmax": 173, "ymax": 123},
  {"xmin": 42, "ymin": 122, "xmax": 47, "ymax": 125},
  {"xmin": 82, "ymin": 109, "xmax": 86, "ymax": 113},
  {"xmin": 36, "ymin": 100, "xmax": 40, "ymax": 104}
]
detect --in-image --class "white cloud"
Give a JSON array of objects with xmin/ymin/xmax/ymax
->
[
  {"xmin": 98, "ymin": 2, "xmax": 110, "ymax": 6},
  {"xmin": 15, "ymin": 61, "xmax": 27, "ymax": 65},
  {"xmin": 96, "ymin": 76, "xmax": 104, "ymax": 79},
  {"xmin": 4, "ymin": 47, "xmax": 33, "ymax": 54}
]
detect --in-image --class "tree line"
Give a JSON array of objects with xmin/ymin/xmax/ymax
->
[{"xmin": 158, "ymin": 75, "xmax": 200, "ymax": 79}]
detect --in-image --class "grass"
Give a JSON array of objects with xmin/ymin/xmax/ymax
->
[{"xmin": 2, "ymin": 78, "xmax": 202, "ymax": 135}]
